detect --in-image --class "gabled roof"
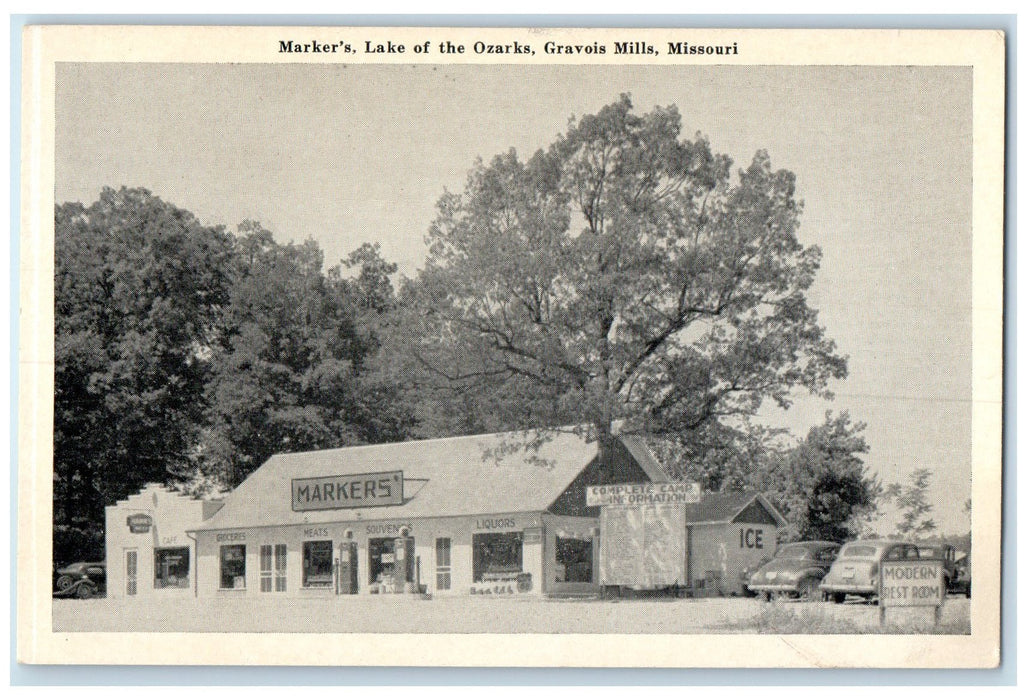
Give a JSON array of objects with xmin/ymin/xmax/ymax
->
[
  {"xmin": 686, "ymin": 492, "xmax": 788, "ymax": 527},
  {"xmin": 193, "ymin": 429, "xmax": 656, "ymax": 531}
]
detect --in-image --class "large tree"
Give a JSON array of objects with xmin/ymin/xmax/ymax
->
[
  {"xmin": 385, "ymin": 95, "xmax": 847, "ymax": 459},
  {"xmin": 202, "ymin": 224, "xmax": 413, "ymax": 488},
  {"xmin": 54, "ymin": 187, "xmax": 234, "ymax": 561}
]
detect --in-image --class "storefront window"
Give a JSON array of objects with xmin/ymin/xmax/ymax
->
[
  {"xmin": 368, "ymin": 537, "xmax": 396, "ymax": 585},
  {"xmin": 220, "ymin": 544, "xmax": 246, "ymax": 589},
  {"xmin": 555, "ymin": 537, "xmax": 593, "ymax": 583},
  {"xmin": 472, "ymin": 532, "xmax": 523, "ymax": 582},
  {"xmin": 303, "ymin": 540, "xmax": 333, "ymax": 588},
  {"xmin": 154, "ymin": 547, "xmax": 190, "ymax": 589}
]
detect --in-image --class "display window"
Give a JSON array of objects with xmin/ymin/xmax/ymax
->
[
  {"xmin": 220, "ymin": 544, "xmax": 246, "ymax": 589},
  {"xmin": 368, "ymin": 537, "xmax": 396, "ymax": 586},
  {"xmin": 154, "ymin": 547, "xmax": 190, "ymax": 589},
  {"xmin": 555, "ymin": 537, "xmax": 593, "ymax": 583},
  {"xmin": 472, "ymin": 532, "xmax": 523, "ymax": 583},
  {"xmin": 303, "ymin": 540, "xmax": 333, "ymax": 588}
]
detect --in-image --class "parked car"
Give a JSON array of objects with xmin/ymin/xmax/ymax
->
[
  {"xmin": 949, "ymin": 553, "xmax": 971, "ymax": 598},
  {"xmin": 915, "ymin": 543, "xmax": 961, "ymax": 594},
  {"xmin": 819, "ymin": 539, "xmax": 918, "ymax": 603},
  {"xmin": 745, "ymin": 541, "xmax": 841, "ymax": 601},
  {"xmin": 53, "ymin": 561, "xmax": 106, "ymax": 599}
]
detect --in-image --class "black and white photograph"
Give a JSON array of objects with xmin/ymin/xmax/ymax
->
[{"xmin": 18, "ymin": 26, "xmax": 1004, "ymax": 668}]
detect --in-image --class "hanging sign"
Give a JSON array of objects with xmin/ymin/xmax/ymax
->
[{"xmin": 126, "ymin": 513, "xmax": 153, "ymax": 533}]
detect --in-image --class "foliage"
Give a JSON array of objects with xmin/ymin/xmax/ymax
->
[
  {"xmin": 54, "ymin": 187, "xmax": 234, "ymax": 561},
  {"xmin": 884, "ymin": 468, "xmax": 937, "ymax": 538},
  {"xmin": 202, "ymin": 224, "xmax": 413, "ymax": 487},
  {"xmin": 54, "ymin": 190, "xmax": 413, "ymax": 566},
  {"xmin": 754, "ymin": 412, "xmax": 880, "ymax": 542},
  {"xmin": 383, "ymin": 94, "xmax": 847, "ymax": 460}
]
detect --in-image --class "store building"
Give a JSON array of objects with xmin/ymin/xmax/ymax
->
[
  {"xmin": 187, "ymin": 429, "xmax": 669, "ymax": 598},
  {"xmin": 104, "ymin": 429, "xmax": 786, "ymax": 600}
]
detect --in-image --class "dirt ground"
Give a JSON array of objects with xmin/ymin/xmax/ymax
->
[{"xmin": 52, "ymin": 594, "xmax": 970, "ymax": 634}]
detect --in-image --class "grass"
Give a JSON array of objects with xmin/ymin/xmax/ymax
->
[{"xmin": 714, "ymin": 601, "xmax": 971, "ymax": 635}]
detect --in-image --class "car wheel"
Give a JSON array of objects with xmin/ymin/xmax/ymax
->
[
  {"xmin": 55, "ymin": 575, "xmax": 74, "ymax": 593},
  {"xmin": 797, "ymin": 577, "xmax": 820, "ymax": 601},
  {"xmin": 761, "ymin": 591, "xmax": 772, "ymax": 602},
  {"xmin": 831, "ymin": 592, "xmax": 846, "ymax": 604},
  {"xmin": 75, "ymin": 583, "xmax": 96, "ymax": 600}
]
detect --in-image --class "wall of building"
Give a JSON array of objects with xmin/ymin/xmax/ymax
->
[
  {"xmin": 105, "ymin": 485, "xmax": 215, "ymax": 599},
  {"xmin": 193, "ymin": 511, "xmax": 549, "ymax": 598},
  {"xmin": 688, "ymin": 522, "xmax": 778, "ymax": 596}
]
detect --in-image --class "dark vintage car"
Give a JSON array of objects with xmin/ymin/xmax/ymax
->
[
  {"xmin": 53, "ymin": 561, "xmax": 106, "ymax": 599},
  {"xmin": 949, "ymin": 552, "xmax": 971, "ymax": 598},
  {"xmin": 820, "ymin": 539, "xmax": 918, "ymax": 603},
  {"xmin": 915, "ymin": 543, "xmax": 966, "ymax": 595},
  {"xmin": 745, "ymin": 541, "xmax": 841, "ymax": 601}
]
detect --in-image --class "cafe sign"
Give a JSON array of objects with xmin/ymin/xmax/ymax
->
[
  {"xmin": 126, "ymin": 513, "xmax": 153, "ymax": 534},
  {"xmin": 587, "ymin": 482, "xmax": 701, "ymax": 507},
  {"xmin": 292, "ymin": 470, "xmax": 403, "ymax": 512}
]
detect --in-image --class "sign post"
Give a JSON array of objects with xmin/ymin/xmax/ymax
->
[{"xmin": 878, "ymin": 558, "xmax": 945, "ymax": 627}]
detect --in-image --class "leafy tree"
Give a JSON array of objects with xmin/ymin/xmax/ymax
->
[
  {"xmin": 202, "ymin": 224, "xmax": 413, "ymax": 487},
  {"xmin": 884, "ymin": 468, "xmax": 937, "ymax": 538},
  {"xmin": 385, "ymin": 94, "xmax": 847, "ymax": 461},
  {"xmin": 755, "ymin": 412, "xmax": 880, "ymax": 542},
  {"xmin": 54, "ymin": 187, "xmax": 234, "ymax": 562}
]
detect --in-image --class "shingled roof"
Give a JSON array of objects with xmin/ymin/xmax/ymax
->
[
  {"xmin": 684, "ymin": 491, "xmax": 787, "ymax": 526},
  {"xmin": 192, "ymin": 429, "xmax": 668, "ymax": 531}
]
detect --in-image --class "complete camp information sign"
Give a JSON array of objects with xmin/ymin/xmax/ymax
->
[{"xmin": 587, "ymin": 482, "xmax": 701, "ymax": 507}]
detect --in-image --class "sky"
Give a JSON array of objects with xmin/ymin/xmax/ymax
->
[{"xmin": 54, "ymin": 63, "xmax": 973, "ymax": 534}]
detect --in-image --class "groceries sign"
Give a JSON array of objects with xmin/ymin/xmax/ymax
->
[
  {"xmin": 292, "ymin": 470, "xmax": 403, "ymax": 511},
  {"xmin": 586, "ymin": 481, "xmax": 701, "ymax": 507}
]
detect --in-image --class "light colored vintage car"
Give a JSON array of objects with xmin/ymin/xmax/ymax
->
[
  {"xmin": 745, "ymin": 540, "xmax": 841, "ymax": 601},
  {"xmin": 819, "ymin": 539, "xmax": 918, "ymax": 603}
]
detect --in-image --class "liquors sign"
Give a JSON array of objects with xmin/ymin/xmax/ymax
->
[{"xmin": 292, "ymin": 470, "xmax": 403, "ymax": 511}]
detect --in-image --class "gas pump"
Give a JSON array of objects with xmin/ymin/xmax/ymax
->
[
  {"xmin": 393, "ymin": 527, "xmax": 415, "ymax": 593},
  {"xmin": 337, "ymin": 530, "xmax": 358, "ymax": 595}
]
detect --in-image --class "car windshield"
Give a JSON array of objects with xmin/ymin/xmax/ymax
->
[
  {"xmin": 775, "ymin": 544, "xmax": 812, "ymax": 559},
  {"xmin": 840, "ymin": 544, "xmax": 879, "ymax": 557}
]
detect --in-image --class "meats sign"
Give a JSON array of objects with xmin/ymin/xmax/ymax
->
[{"xmin": 587, "ymin": 481, "xmax": 701, "ymax": 507}]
